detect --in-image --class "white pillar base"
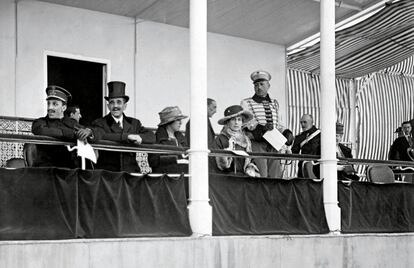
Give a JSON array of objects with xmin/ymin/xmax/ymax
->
[
  {"xmin": 188, "ymin": 200, "xmax": 212, "ymax": 236},
  {"xmin": 320, "ymin": 159, "xmax": 341, "ymax": 232},
  {"xmin": 324, "ymin": 202, "xmax": 341, "ymax": 233},
  {"xmin": 188, "ymin": 149, "xmax": 211, "ymax": 236}
]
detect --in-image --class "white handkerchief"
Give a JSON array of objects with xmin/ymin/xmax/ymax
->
[
  {"xmin": 177, "ymin": 159, "xmax": 189, "ymax": 164},
  {"xmin": 76, "ymin": 140, "xmax": 97, "ymax": 163},
  {"xmin": 263, "ymin": 129, "xmax": 287, "ymax": 151},
  {"xmin": 231, "ymin": 150, "xmax": 249, "ymax": 157}
]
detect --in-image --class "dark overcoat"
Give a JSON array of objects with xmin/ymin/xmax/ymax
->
[
  {"xmin": 292, "ymin": 125, "xmax": 321, "ymax": 177},
  {"xmin": 92, "ymin": 113, "xmax": 155, "ymax": 172},
  {"xmin": 337, "ymin": 143, "xmax": 359, "ymax": 181},
  {"xmin": 31, "ymin": 116, "xmax": 96, "ymax": 168},
  {"xmin": 149, "ymin": 126, "xmax": 188, "ymax": 174},
  {"xmin": 389, "ymin": 136, "xmax": 413, "ymax": 161},
  {"xmin": 185, "ymin": 118, "xmax": 216, "ymax": 148},
  {"xmin": 211, "ymin": 133, "xmax": 249, "ymax": 175}
]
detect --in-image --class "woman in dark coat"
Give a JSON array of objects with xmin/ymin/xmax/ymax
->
[
  {"xmin": 151, "ymin": 106, "xmax": 189, "ymax": 173},
  {"xmin": 213, "ymin": 105, "xmax": 259, "ymax": 177}
]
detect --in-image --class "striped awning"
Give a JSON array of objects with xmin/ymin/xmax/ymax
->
[{"xmin": 287, "ymin": 0, "xmax": 414, "ymax": 79}]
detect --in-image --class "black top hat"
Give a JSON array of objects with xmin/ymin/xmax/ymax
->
[
  {"xmin": 105, "ymin": 81, "xmax": 129, "ymax": 102},
  {"xmin": 46, "ymin": 85, "xmax": 72, "ymax": 103}
]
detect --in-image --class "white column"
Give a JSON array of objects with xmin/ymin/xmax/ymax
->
[
  {"xmin": 349, "ymin": 79, "xmax": 357, "ymax": 157},
  {"xmin": 188, "ymin": 0, "xmax": 212, "ymax": 236},
  {"xmin": 320, "ymin": 0, "xmax": 341, "ymax": 232}
]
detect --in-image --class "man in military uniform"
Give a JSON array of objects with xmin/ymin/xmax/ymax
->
[
  {"xmin": 92, "ymin": 81, "xmax": 155, "ymax": 173},
  {"xmin": 31, "ymin": 86, "xmax": 96, "ymax": 168},
  {"xmin": 241, "ymin": 70, "xmax": 293, "ymax": 178}
]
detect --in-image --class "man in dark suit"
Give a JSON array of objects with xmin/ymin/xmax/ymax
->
[
  {"xmin": 292, "ymin": 114, "xmax": 321, "ymax": 178},
  {"xmin": 31, "ymin": 86, "xmax": 96, "ymax": 168},
  {"xmin": 389, "ymin": 121, "xmax": 414, "ymax": 161},
  {"xmin": 64, "ymin": 105, "xmax": 82, "ymax": 123},
  {"xmin": 185, "ymin": 98, "xmax": 217, "ymax": 148},
  {"xmin": 336, "ymin": 122, "xmax": 359, "ymax": 181},
  {"xmin": 92, "ymin": 81, "xmax": 155, "ymax": 173}
]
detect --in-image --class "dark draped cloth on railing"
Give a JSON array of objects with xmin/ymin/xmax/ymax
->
[
  {"xmin": 0, "ymin": 168, "xmax": 191, "ymax": 240},
  {"xmin": 339, "ymin": 181, "xmax": 414, "ymax": 233},
  {"xmin": 209, "ymin": 173, "xmax": 330, "ymax": 235},
  {"xmin": 1, "ymin": 133, "xmax": 414, "ymax": 239}
]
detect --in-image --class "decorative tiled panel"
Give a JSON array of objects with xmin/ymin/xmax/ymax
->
[
  {"xmin": 0, "ymin": 142, "xmax": 24, "ymax": 167},
  {"xmin": 0, "ymin": 118, "xmax": 33, "ymax": 167},
  {"xmin": 17, "ymin": 120, "xmax": 33, "ymax": 134},
  {"xmin": 136, "ymin": 152, "xmax": 152, "ymax": 174}
]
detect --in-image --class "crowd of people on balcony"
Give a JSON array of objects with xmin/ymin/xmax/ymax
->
[{"xmin": 23, "ymin": 69, "xmax": 413, "ymax": 181}]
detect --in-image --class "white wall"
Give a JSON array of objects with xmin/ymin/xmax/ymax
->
[
  {"xmin": 0, "ymin": 1, "xmax": 286, "ymax": 131},
  {"xmin": 136, "ymin": 21, "xmax": 286, "ymax": 131},
  {"xmin": 14, "ymin": 0, "xmax": 135, "ymax": 118},
  {"xmin": 0, "ymin": 0, "xmax": 17, "ymax": 116}
]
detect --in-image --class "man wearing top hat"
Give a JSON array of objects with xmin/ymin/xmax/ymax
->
[
  {"xmin": 92, "ymin": 81, "xmax": 155, "ymax": 173},
  {"xmin": 241, "ymin": 70, "xmax": 293, "ymax": 178},
  {"xmin": 31, "ymin": 85, "xmax": 96, "ymax": 168}
]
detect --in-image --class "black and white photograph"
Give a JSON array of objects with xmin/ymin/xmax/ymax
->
[{"xmin": 0, "ymin": 0, "xmax": 413, "ymax": 267}]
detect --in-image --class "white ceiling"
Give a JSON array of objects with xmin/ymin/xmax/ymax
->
[{"xmin": 37, "ymin": 0, "xmax": 385, "ymax": 46}]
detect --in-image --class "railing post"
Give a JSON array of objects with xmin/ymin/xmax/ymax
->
[
  {"xmin": 320, "ymin": 0, "xmax": 341, "ymax": 232},
  {"xmin": 187, "ymin": 0, "xmax": 212, "ymax": 236},
  {"xmin": 349, "ymin": 79, "xmax": 357, "ymax": 157}
]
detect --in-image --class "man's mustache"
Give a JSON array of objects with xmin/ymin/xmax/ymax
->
[
  {"xmin": 112, "ymin": 108, "xmax": 121, "ymax": 111},
  {"xmin": 48, "ymin": 109, "xmax": 55, "ymax": 113}
]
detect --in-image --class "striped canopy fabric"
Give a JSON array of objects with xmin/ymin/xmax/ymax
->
[
  {"xmin": 287, "ymin": 0, "xmax": 414, "ymax": 79},
  {"xmin": 380, "ymin": 55, "xmax": 414, "ymax": 75},
  {"xmin": 286, "ymin": 57, "xmax": 414, "ymax": 178},
  {"xmin": 285, "ymin": 69, "xmax": 353, "ymax": 177}
]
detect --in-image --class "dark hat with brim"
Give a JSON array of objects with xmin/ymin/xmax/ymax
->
[
  {"xmin": 158, "ymin": 106, "xmax": 188, "ymax": 126},
  {"xmin": 46, "ymin": 85, "xmax": 72, "ymax": 103},
  {"xmin": 105, "ymin": 81, "xmax": 129, "ymax": 102},
  {"xmin": 218, "ymin": 105, "xmax": 253, "ymax": 125}
]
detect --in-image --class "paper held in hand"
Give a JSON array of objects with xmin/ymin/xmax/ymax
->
[
  {"xmin": 76, "ymin": 140, "xmax": 97, "ymax": 163},
  {"xmin": 263, "ymin": 129, "xmax": 287, "ymax": 151}
]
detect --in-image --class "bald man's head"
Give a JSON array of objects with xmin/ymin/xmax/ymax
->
[{"xmin": 300, "ymin": 114, "xmax": 313, "ymax": 131}]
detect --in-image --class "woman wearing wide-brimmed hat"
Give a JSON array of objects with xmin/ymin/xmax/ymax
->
[
  {"xmin": 150, "ymin": 106, "xmax": 189, "ymax": 173},
  {"xmin": 213, "ymin": 105, "xmax": 260, "ymax": 177}
]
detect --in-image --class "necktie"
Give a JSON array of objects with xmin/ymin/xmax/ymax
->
[{"xmin": 117, "ymin": 120, "xmax": 122, "ymax": 129}]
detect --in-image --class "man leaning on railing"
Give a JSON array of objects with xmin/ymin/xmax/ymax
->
[
  {"xmin": 91, "ymin": 81, "xmax": 155, "ymax": 173},
  {"xmin": 31, "ymin": 86, "xmax": 98, "ymax": 168}
]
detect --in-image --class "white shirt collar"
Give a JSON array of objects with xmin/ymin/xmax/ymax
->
[{"xmin": 112, "ymin": 115, "xmax": 123, "ymax": 125}]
